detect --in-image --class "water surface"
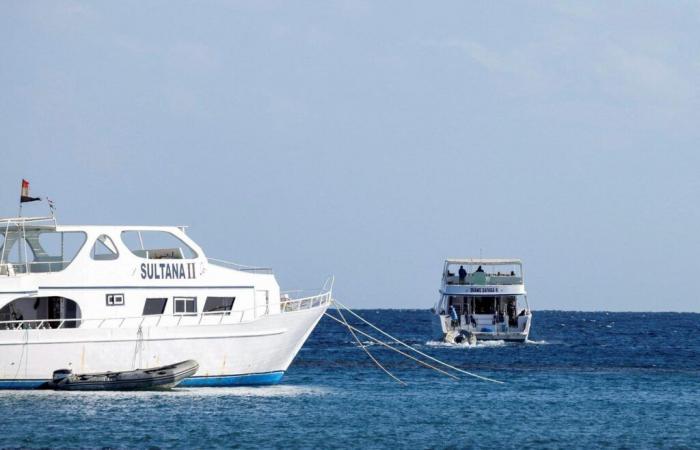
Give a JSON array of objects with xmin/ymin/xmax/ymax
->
[{"xmin": 1, "ymin": 311, "xmax": 697, "ymax": 448}]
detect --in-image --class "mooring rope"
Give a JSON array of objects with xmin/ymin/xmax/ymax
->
[
  {"xmin": 333, "ymin": 305, "xmax": 406, "ymax": 386},
  {"xmin": 332, "ymin": 299, "xmax": 504, "ymax": 384},
  {"xmin": 324, "ymin": 311, "xmax": 459, "ymax": 380},
  {"xmin": 132, "ymin": 325, "xmax": 144, "ymax": 370},
  {"xmin": 12, "ymin": 327, "xmax": 30, "ymax": 380}
]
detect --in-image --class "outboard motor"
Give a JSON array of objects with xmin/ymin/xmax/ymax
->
[
  {"xmin": 52, "ymin": 368, "xmax": 72, "ymax": 384},
  {"xmin": 446, "ymin": 330, "xmax": 477, "ymax": 346}
]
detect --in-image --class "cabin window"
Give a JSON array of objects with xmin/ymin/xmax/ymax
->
[
  {"xmin": 0, "ymin": 230, "xmax": 86, "ymax": 273},
  {"xmin": 174, "ymin": 297, "xmax": 197, "ymax": 314},
  {"xmin": 121, "ymin": 231, "xmax": 197, "ymax": 260},
  {"xmin": 0, "ymin": 296, "xmax": 82, "ymax": 329},
  {"xmin": 91, "ymin": 234, "xmax": 119, "ymax": 260},
  {"xmin": 203, "ymin": 297, "xmax": 235, "ymax": 314},
  {"xmin": 143, "ymin": 298, "xmax": 168, "ymax": 315}
]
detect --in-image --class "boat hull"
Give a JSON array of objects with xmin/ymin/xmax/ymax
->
[{"xmin": 0, "ymin": 305, "xmax": 326, "ymax": 389}]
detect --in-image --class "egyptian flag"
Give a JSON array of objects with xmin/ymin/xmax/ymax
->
[{"xmin": 20, "ymin": 179, "xmax": 41, "ymax": 203}]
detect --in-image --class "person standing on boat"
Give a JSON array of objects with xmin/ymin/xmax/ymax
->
[
  {"xmin": 458, "ymin": 265, "xmax": 467, "ymax": 284},
  {"xmin": 450, "ymin": 305, "xmax": 459, "ymax": 327}
]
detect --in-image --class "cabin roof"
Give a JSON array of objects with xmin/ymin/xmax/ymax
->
[
  {"xmin": 445, "ymin": 258, "xmax": 522, "ymax": 265},
  {"xmin": 0, "ymin": 217, "xmax": 187, "ymax": 233}
]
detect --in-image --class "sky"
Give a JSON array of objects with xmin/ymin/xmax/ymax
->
[{"xmin": 1, "ymin": 1, "xmax": 699, "ymax": 311}]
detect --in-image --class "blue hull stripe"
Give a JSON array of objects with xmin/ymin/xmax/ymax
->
[
  {"xmin": 180, "ymin": 371, "xmax": 284, "ymax": 387},
  {"xmin": 0, "ymin": 372, "xmax": 285, "ymax": 390},
  {"xmin": 0, "ymin": 380, "xmax": 46, "ymax": 390}
]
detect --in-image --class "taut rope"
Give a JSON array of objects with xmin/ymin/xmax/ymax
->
[
  {"xmin": 324, "ymin": 311, "xmax": 459, "ymax": 380},
  {"xmin": 333, "ymin": 306, "xmax": 406, "ymax": 386},
  {"xmin": 330, "ymin": 299, "xmax": 504, "ymax": 385}
]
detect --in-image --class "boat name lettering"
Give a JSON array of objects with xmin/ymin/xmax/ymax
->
[
  {"xmin": 140, "ymin": 263, "xmax": 196, "ymax": 280},
  {"xmin": 469, "ymin": 287, "xmax": 499, "ymax": 293}
]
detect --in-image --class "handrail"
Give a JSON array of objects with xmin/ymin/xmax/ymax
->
[
  {"xmin": 0, "ymin": 216, "xmax": 56, "ymax": 225},
  {"xmin": 0, "ymin": 291, "xmax": 332, "ymax": 330},
  {"xmin": 0, "ymin": 260, "xmax": 74, "ymax": 275},
  {"xmin": 207, "ymin": 258, "xmax": 273, "ymax": 274}
]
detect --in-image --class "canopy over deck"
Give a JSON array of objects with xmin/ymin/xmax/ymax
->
[
  {"xmin": 445, "ymin": 258, "xmax": 522, "ymax": 266},
  {"xmin": 0, "ymin": 216, "xmax": 57, "ymax": 233}
]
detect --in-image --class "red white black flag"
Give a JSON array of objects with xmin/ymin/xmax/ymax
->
[{"xmin": 20, "ymin": 179, "xmax": 41, "ymax": 203}]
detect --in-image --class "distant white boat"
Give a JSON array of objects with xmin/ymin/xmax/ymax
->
[
  {"xmin": 0, "ymin": 215, "xmax": 331, "ymax": 389},
  {"xmin": 433, "ymin": 258, "xmax": 532, "ymax": 343}
]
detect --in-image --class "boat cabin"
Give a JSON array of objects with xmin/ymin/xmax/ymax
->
[{"xmin": 0, "ymin": 216, "xmax": 280, "ymax": 330}]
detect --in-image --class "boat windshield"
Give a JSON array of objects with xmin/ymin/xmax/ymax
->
[
  {"xmin": 0, "ymin": 228, "xmax": 87, "ymax": 274},
  {"xmin": 444, "ymin": 262, "xmax": 523, "ymax": 285},
  {"xmin": 121, "ymin": 230, "xmax": 197, "ymax": 260}
]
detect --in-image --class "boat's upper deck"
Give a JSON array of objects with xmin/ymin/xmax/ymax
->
[
  {"xmin": 442, "ymin": 258, "xmax": 524, "ymax": 287},
  {"xmin": 0, "ymin": 216, "xmax": 271, "ymax": 278}
]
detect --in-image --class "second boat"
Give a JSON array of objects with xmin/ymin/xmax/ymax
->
[{"xmin": 433, "ymin": 258, "xmax": 532, "ymax": 344}]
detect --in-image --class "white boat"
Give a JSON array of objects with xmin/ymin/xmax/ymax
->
[
  {"xmin": 0, "ymin": 215, "xmax": 332, "ymax": 389},
  {"xmin": 433, "ymin": 258, "xmax": 532, "ymax": 343}
]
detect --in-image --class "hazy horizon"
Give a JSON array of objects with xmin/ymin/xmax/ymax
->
[{"xmin": 2, "ymin": 1, "xmax": 699, "ymax": 311}]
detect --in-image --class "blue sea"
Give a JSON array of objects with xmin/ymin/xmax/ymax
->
[{"xmin": 1, "ymin": 310, "xmax": 698, "ymax": 449}]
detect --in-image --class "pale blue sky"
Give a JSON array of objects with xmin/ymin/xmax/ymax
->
[{"xmin": 1, "ymin": 1, "xmax": 699, "ymax": 311}]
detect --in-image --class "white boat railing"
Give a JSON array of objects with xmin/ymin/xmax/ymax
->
[
  {"xmin": 0, "ymin": 291, "xmax": 332, "ymax": 331},
  {"xmin": 280, "ymin": 290, "xmax": 332, "ymax": 312},
  {"xmin": 0, "ymin": 257, "xmax": 274, "ymax": 276},
  {"xmin": 0, "ymin": 261, "xmax": 73, "ymax": 275},
  {"xmin": 447, "ymin": 313, "xmax": 529, "ymax": 334},
  {"xmin": 207, "ymin": 258, "xmax": 274, "ymax": 274}
]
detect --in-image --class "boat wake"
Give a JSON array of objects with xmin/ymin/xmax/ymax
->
[
  {"xmin": 425, "ymin": 339, "xmax": 549, "ymax": 348},
  {"xmin": 173, "ymin": 385, "xmax": 331, "ymax": 397},
  {"xmin": 4, "ymin": 385, "xmax": 331, "ymax": 399},
  {"xmin": 424, "ymin": 340, "xmax": 507, "ymax": 349}
]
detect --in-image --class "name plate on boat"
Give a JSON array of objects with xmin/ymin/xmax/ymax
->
[
  {"xmin": 140, "ymin": 262, "xmax": 197, "ymax": 280},
  {"xmin": 441, "ymin": 285, "xmax": 526, "ymax": 295},
  {"xmin": 468, "ymin": 287, "xmax": 500, "ymax": 293}
]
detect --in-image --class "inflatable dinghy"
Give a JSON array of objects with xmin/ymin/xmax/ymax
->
[{"xmin": 47, "ymin": 360, "xmax": 199, "ymax": 391}]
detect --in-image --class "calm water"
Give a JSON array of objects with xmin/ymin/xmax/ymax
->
[{"xmin": 1, "ymin": 310, "xmax": 698, "ymax": 449}]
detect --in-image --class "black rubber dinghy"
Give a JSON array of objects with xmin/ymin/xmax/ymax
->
[{"xmin": 46, "ymin": 360, "xmax": 199, "ymax": 391}]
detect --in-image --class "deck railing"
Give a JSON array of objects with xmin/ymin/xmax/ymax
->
[
  {"xmin": 207, "ymin": 258, "xmax": 274, "ymax": 274},
  {"xmin": 0, "ymin": 261, "xmax": 73, "ymax": 276},
  {"xmin": 280, "ymin": 290, "xmax": 332, "ymax": 312},
  {"xmin": 0, "ymin": 291, "xmax": 332, "ymax": 331}
]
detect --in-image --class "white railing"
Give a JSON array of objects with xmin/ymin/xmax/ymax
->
[
  {"xmin": 208, "ymin": 258, "xmax": 274, "ymax": 274},
  {"xmin": 280, "ymin": 290, "xmax": 332, "ymax": 312},
  {"xmin": 0, "ymin": 291, "xmax": 332, "ymax": 331},
  {"xmin": 0, "ymin": 260, "xmax": 73, "ymax": 275}
]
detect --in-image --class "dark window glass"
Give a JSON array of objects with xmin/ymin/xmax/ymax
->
[
  {"xmin": 143, "ymin": 298, "xmax": 167, "ymax": 315},
  {"xmin": 474, "ymin": 297, "xmax": 496, "ymax": 314},
  {"xmin": 203, "ymin": 297, "xmax": 235, "ymax": 314},
  {"xmin": 174, "ymin": 297, "xmax": 196, "ymax": 314}
]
